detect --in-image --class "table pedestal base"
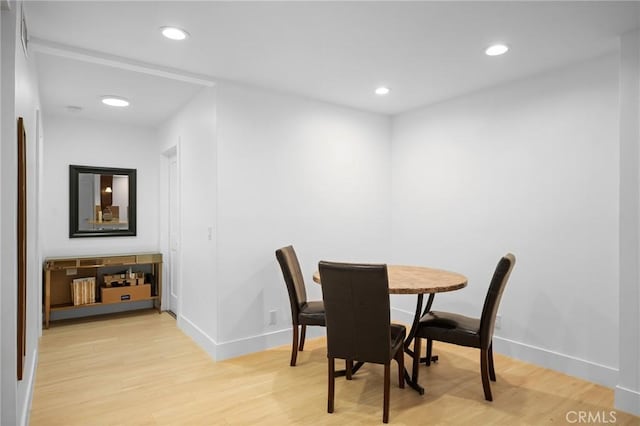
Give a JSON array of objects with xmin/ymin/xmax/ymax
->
[{"xmin": 402, "ymin": 292, "xmax": 439, "ymax": 394}]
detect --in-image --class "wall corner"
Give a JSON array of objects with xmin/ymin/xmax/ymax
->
[{"xmin": 617, "ymin": 28, "xmax": 640, "ymax": 416}]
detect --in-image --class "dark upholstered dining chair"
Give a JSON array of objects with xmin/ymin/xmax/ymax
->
[
  {"xmin": 319, "ymin": 261, "xmax": 405, "ymax": 424},
  {"xmin": 276, "ymin": 245, "xmax": 326, "ymax": 367},
  {"xmin": 411, "ymin": 253, "xmax": 515, "ymax": 401}
]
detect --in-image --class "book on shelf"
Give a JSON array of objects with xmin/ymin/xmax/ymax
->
[{"xmin": 70, "ymin": 277, "xmax": 96, "ymax": 305}]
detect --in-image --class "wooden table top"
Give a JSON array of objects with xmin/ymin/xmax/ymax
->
[{"xmin": 313, "ymin": 265, "xmax": 467, "ymax": 295}]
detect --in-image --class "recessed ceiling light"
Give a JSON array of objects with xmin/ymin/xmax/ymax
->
[
  {"xmin": 161, "ymin": 26, "xmax": 189, "ymax": 41},
  {"xmin": 101, "ymin": 96, "xmax": 130, "ymax": 108},
  {"xmin": 375, "ymin": 86, "xmax": 390, "ymax": 96},
  {"xmin": 485, "ymin": 44, "xmax": 509, "ymax": 56},
  {"xmin": 66, "ymin": 105, "xmax": 83, "ymax": 113}
]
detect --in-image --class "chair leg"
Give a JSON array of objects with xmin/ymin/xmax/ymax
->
[
  {"xmin": 488, "ymin": 343, "xmax": 496, "ymax": 381},
  {"xmin": 412, "ymin": 336, "xmax": 421, "ymax": 384},
  {"xmin": 383, "ymin": 363, "xmax": 390, "ymax": 423},
  {"xmin": 480, "ymin": 348, "xmax": 493, "ymax": 401},
  {"xmin": 328, "ymin": 357, "xmax": 335, "ymax": 413},
  {"xmin": 299, "ymin": 325, "xmax": 307, "ymax": 351},
  {"xmin": 346, "ymin": 359, "xmax": 353, "ymax": 380},
  {"xmin": 290, "ymin": 325, "xmax": 299, "ymax": 367},
  {"xmin": 396, "ymin": 348, "xmax": 405, "ymax": 388},
  {"xmin": 425, "ymin": 339, "xmax": 433, "ymax": 366}
]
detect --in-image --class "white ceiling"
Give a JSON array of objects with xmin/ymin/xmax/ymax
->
[
  {"xmin": 26, "ymin": 1, "xmax": 640, "ymax": 126},
  {"xmin": 36, "ymin": 54, "xmax": 205, "ymax": 126}
]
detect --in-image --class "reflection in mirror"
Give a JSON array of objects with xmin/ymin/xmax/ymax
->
[
  {"xmin": 70, "ymin": 165, "xmax": 136, "ymax": 237},
  {"xmin": 77, "ymin": 173, "xmax": 129, "ymax": 231}
]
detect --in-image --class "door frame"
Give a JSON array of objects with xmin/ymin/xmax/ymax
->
[{"xmin": 160, "ymin": 143, "xmax": 182, "ymax": 318}]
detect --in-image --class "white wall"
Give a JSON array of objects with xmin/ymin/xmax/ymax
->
[
  {"xmin": 156, "ymin": 87, "xmax": 218, "ymax": 353},
  {"xmin": 213, "ymin": 82, "xmax": 391, "ymax": 359},
  {"xmin": 0, "ymin": 5, "xmax": 4, "ymax": 419},
  {"xmin": 15, "ymin": 16, "xmax": 42, "ymax": 426},
  {"xmin": 41, "ymin": 115, "xmax": 160, "ymax": 255},
  {"xmin": 0, "ymin": 6, "xmax": 17, "ymax": 425},
  {"xmin": 1, "ymin": 2, "xmax": 42, "ymax": 424},
  {"xmin": 391, "ymin": 54, "xmax": 620, "ymax": 387},
  {"xmin": 618, "ymin": 29, "xmax": 640, "ymax": 416}
]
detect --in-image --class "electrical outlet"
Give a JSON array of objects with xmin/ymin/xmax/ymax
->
[
  {"xmin": 495, "ymin": 314, "xmax": 502, "ymax": 330},
  {"xmin": 269, "ymin": 310, "xmax": 277, "ymax": 325}
]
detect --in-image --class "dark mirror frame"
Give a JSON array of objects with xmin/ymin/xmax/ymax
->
[{"xmin": 69, "ymin": 165, "xmax": 137, "ymax": 238}]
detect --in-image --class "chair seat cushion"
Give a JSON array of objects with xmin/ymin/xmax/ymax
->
[
  {"xmin": 390, "ymin": 323, "xmax": 406, "ymax": 352},
  {"xmin": 298, "ymin": 301, "xmax": 326, "ymax": 326},
  {"xmin": 416, "ymin": 311, "xmax": 481, "ymax": 348}
]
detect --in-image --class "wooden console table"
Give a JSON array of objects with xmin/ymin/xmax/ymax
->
[{"xmin": 43, "ymin": 253, "xmax": 162, "ymax": 328}]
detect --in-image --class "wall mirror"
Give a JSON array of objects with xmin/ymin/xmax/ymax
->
[{"xmin": 69, "ymin": 165, "xmax": 137, "ymax": 238}]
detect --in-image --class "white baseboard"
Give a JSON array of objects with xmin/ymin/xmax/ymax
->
[
  {"xmin": 214, "ymin": 328, "xmax": 289, "ymax": 361},
  {"xmin": 615, "ymin": 385, "xmax": 640, "ymax": 416},
  {"xmin": 180, "ymin": 306, "xmax": 623, "ymax": 391},
  {"xmin": 390, "ymin": 306, "xmax": 415, "ymax": 325},
  {"xmin": 215, "ymin": 326, "xmax": 325, "ymax": 361},
  {"xmin": 177, "ymin": 313, "xmax": 219, "ymax": 360},
  {"xmin": 390, "ymin": 307, "xmax": 618, "ymax": 388},
  {"xmin": 492, "ymin": 336, "xmax": 618, "ymax": 388},
  {"xmin": 178, "ymin": 313, "xmax": 326, "ymax": 362},
  {"xmin": 19, "ymin": 347, "xmax": 38, "ymax": 426}
]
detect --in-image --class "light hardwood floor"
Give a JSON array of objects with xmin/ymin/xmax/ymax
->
[{"xmin": 31, "ymin": 311, "xmax": 638, "ymax": 425}]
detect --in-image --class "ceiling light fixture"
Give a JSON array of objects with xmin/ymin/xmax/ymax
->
[
  {"xmin": 375, "ymin": 86, "xmax": 390, "ymax": 96},
  {"xmin": 101, "ymin": 96, "xmax": 130, "ymax": 108},
  {"xmin": 485, "ymin": 44, "xmax": 509, "ymax": 56},
  {"xmin": 161, "ymin": 26, "xmax": 189, "ymax": 41}
]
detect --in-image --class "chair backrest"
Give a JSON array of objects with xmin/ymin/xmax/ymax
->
[
  {"xmin": 276, "ymin": 246, "xmax": 308, "ymax": 325},
  {"xmin": 319, "ymin": 261, "xmax": 392, "ymax": 365},
  {"xmin": 479, "ymin": 253, "xmax": 516, "ymax": 348}
]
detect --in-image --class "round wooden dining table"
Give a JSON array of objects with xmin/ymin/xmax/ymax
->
[{"xmin": 313, "ymin": 265, "xmax": 468, "ymax": 395}]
